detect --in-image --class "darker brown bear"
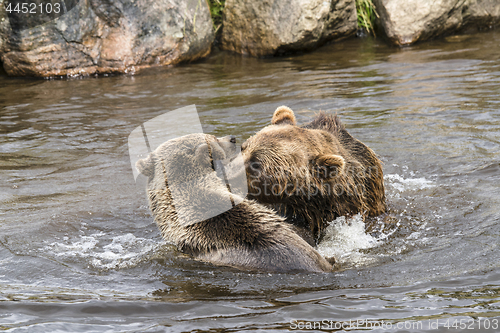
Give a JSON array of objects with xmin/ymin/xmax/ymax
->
[
  {"xmin": 136, "ymin": 133, "xmax": 333, "ymax": 273},
  {"xmin": 241, "ymin": 106, "xmax": 386, "ymax": 241}
]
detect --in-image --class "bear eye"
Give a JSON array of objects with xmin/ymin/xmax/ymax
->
[{"xmin": 230, "ymin": 136, "xmax": 236, "ymax": 144}]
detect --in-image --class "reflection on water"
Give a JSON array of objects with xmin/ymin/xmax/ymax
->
[{"xmin": 1, "ymin": 30, "xmax": 500, "ymax": 331}]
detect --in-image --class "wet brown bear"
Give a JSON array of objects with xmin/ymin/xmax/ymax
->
[
  {"xmin": 136, "ymin": 133, "xmax": 332, "ymax": 273},
  {"xmin": 241, "ymin": 106, "xmax": 386, "ymax": 242}
]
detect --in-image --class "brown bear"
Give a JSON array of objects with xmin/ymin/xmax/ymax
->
[
  {"xmin": 241, "ymin": 106, "xmax": 386, "ymax": 242},
  {"xmin": 136, "ymin": 132, "xmax": 333, "ymax": 273}
]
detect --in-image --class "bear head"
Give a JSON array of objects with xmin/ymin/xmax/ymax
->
[
  {"xmin": 241, "ymin": 106, "xmax": 346, "ymax": 203},
  {"xmin": 136, "ymin": 133, "xmax": 245, "ymax": 232}
]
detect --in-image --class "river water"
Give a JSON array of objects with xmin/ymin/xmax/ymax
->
[{"xmin": 1, "ymin": 30, "xmax": 500, "ymax": 332}]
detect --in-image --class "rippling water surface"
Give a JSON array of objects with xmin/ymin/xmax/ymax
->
[{"xmin": 1, "ymin": 31, "xmax": 500, "ymax": 332}]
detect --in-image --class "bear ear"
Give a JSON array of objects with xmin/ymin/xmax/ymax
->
[
  {"xmin": 195, "ymin": 142, "xmax": 226, "ymax": 170},
  {"xmin": 136, "ymin": 155, "xmax": 155, "ymax": 178},
  {"xmin": 195, "ymin": 143, "xmax": 211, "ymax": 166},
  {"xmin": 272, "ymin": 106, "xmax": 297, "ymax": 126},
  {"xmin": 197, "ymin": 142, "xmax": 227, "ymax": 168},
  {"xmin": 311, "ymin": 154, "xmax": 345, "ymax": 178}
]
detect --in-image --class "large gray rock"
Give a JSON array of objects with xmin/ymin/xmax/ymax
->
[
  {"xmin": 221, "ymin": 0, "xmax": 357, "ymax": 57},
  {"xmin": 465, "ymin": 0, "xmax": 500, "ymax": 28},
  {"xmin": 0, "ymin": 0, "xmax": 214, "ymax": 77},
  {"xmin": 374, "ymin": 0, "xmax": 500, "ymax": 46}
]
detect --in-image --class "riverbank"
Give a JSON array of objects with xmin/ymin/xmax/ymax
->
[{"xmin": 0, "ymin": 0, "xmax": 499, "ymax": 77}]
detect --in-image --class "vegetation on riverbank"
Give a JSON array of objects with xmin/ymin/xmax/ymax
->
[
  {"xmin": 207, "ymin": 0, "xmax": 225, "ymax": 33},
  {"xmin": 356, "ymin": 0, "xmax": 378, "ymax": 36}
]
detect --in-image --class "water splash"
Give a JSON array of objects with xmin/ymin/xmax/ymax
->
[
  {"xmin": 385, "ymin": 174, "xmax": 434, "ymax": 192},
  {"xmin": 44, "ymin": 232, "xmax": 162, "ymax": 270},
  {"xmin": 317, "ymin": 214, "xmax": 381, "ymax": 267}
]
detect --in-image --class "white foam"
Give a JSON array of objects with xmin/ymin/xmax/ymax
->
[
  {"xmin": 317, "ymin": 214, "xmax": 380, "ymax": 266},
  {"xmin": 385, "ymin": 174, "xmax": 434, "ymax": 192},
  {"xmin": 44, "ymin": 232, "xmax": 161, "ymax": 270},
  {"xmin": 49, "ymin": 233, "xmax": 102, "ymax": 254}
]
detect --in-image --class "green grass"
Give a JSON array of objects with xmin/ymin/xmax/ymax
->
[
  {"xmin": 356, "ymin": 0, "xmax": 379, "ymax": 36},
  {"xmin": 207, "ymin": 0, "xmax": 226, "ymax": 33}
]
